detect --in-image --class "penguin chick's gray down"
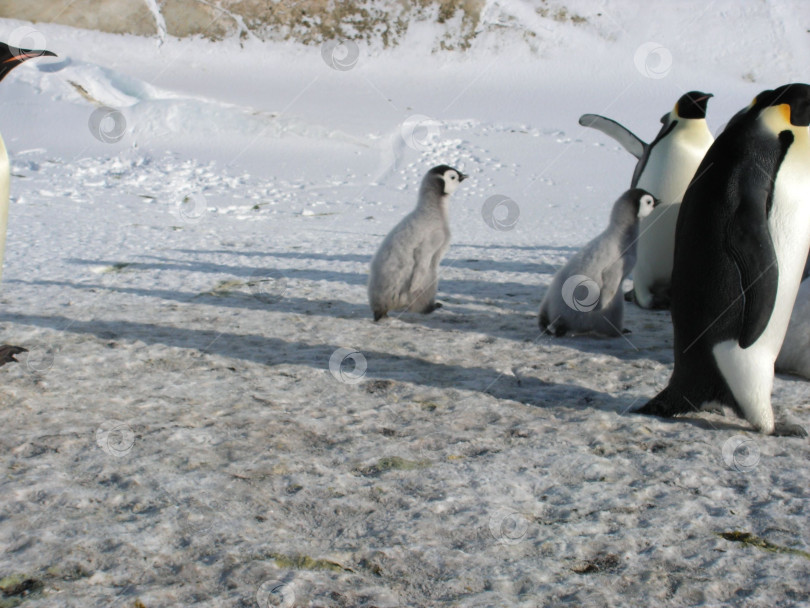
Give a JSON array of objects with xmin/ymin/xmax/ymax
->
[
  {"xmin": 368, "ymin": 165, "xmax": 466, "ymax": 321},
  {"xmin": 539, "ymin": 189, "xmax": 658, "ymax": 337}
]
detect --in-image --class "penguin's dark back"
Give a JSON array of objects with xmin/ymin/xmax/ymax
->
[{"xmin": 670, "ymin": 110, "xmax": 789, "ymax": 354}]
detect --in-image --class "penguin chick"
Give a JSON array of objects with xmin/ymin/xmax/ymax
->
[
  {"xmin": 368, "ymin": 165, "xmax": 466, "ymax": 321},
  {"xmin": 775, "ymin": 277, "xmax": 810, "ymax": 380},
  {"xmin": 539, "ymin": 189, "xmax": 658, "ymax": 337}
]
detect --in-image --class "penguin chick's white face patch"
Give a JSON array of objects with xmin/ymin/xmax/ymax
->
[
  {"xmin": 637, "ymin": 194, "xmax": 656, "ymax": 218},
  {"xmin": 441, "ymin": 170, "xmax": 462, "ymax": 195}
]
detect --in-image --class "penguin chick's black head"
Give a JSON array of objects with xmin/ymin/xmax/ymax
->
[
  {"xmin": 752, "ymin": 83, "xmax": 810, "ymax": 127},
  {"xmin": 675, "ymin": 91, "xmax": 713, "ymax": 119},
  {"xmin": 423, "ymin": 164, "xmax": 468, "ymax": 196},
  {"xmin": 0, "ymin": 42, "xmax": 56, "ymax": 83},
  {"xmin": 611, "ymin": 188, "xmax": 658, "ymax": 225}
]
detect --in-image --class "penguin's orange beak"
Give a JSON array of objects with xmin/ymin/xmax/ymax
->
[{"xmin": 3, "ymin": 49, "xmax": 56, "ymax": 63}]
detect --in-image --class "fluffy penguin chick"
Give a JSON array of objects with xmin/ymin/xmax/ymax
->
[
  {"xmin": 775, "ymin": 277, "xmax": 810, "ymax": 379},
  {"xmin": 538, "ymin": 189, "xmax": 657, "ymax": 336},
  {"xmin": 368, "ymin": 165, "xmax": 466, "ymax": 321}
]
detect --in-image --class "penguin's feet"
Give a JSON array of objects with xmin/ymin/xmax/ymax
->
[
  {"xmin": 372, "ymin": 310, "xmax": 388, "ymax": 322},
  {"xmin": 623, "ymin": 289, "xmax": 636, "ymax": 303},
  {"xmin": 423, "ymin": 302, "xmax": 442, "ymax": 314},
  {"xmin": 0, "ymin": 345, "xmax": 27, "ymax": 367},
  {"xmin": 771, "ymin": 422, "xmax": 808, "ymax": 438},
  {"xmin": 622, "ymin": 328, "xmax": 632, "ymax": 334}
]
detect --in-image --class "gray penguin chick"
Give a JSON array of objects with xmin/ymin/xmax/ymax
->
[
  {"xmin": 539, "ymin": 188, "xmax": 658, "ymax": 336},
  {"xmin": 368, "ymin": 165, "xmax": 467, "ymax": 321}
]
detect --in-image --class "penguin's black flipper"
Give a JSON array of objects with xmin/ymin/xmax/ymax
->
[
  {"xmin": 578, "ymin": 114, "xmax": 647, "ymax": 159},
  {"xmin": 0, "ymin": 345, "xmax": 26, "ymax": 367},
  {"xmin": 728, "ymin": 185, "xmax": 780, "ymax": 350}
]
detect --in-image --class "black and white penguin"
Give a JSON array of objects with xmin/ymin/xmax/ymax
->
[
  {"xmin": 580, "ymin": 91, "xmax": 714, "ymax": 309},
  {"xmin": 0, "ymin": 41, "xmax": 55, "ymax": 363},
  {"xmin": 638, "ymin": 84, "xmax": 810, "ymax": 436},
  {"xmin": 538, "ymin": 189, "xmax": 658, "ymax": 337},
  {"xmin": 368, "ymin": 165, "xmax": 466, "ymax": 321}
]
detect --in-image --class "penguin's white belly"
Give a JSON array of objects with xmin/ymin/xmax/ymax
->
[
  {"xmin": 712, "ymin": 145, "xmax": 810, "ymax": 432},
  {"xmin": 634, "ymin": 129, "xmax": 712, "ymax": 301}
]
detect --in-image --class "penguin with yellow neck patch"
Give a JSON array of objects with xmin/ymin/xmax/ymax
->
[
  {"xmin": 638, "ymin": 84, "xmax": 810, "ymax": 437},
  {"xmin": 0, "ymin": 41, "xmax": 56, "ymax": 366},
  {"xmin": 580, "ymin": 91, "xmax": 714, "ymax": 309}
]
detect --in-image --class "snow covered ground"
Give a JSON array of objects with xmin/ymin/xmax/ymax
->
[{"xmin": 1, "ymin": 2, "xmax": 810, "ymax": 606}]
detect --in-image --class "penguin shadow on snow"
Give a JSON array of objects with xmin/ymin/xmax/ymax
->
[
  {"xmin": 55, "ymin": 254, "xmax": 553, "ymax": 342},
  {"xmin": 2, "ymin": 309, "xmax": 647, "ymax": 417},
  {"xmin": 53, "ymin": 250, "xmax": 677, "ymax": 358},
  {"xmin": 172, "ymin": 247, "xmax": 561, "ymax": 276},
  {"xmin": 0, "ymin": 310, "xmax": 747, "ymax": 433}
]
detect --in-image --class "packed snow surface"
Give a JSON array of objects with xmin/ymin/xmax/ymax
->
[{"xmin": 1, "ymin": 2, "xmax": 810, "ymax": 606}]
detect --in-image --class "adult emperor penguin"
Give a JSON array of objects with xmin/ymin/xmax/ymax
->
[
  {"xmin": 368, "ymin": 165, "xmax": 466, "ymax": 321},
  {"xmin": 775, "ymin": 275, "xmax": 810, "ymax": 380},
  {"xmin": 538, "ymin": 188, "xmax": 657, "ymax": 337},
  {"xmin": 580, "ymin": 91, "xmax": 714, "ymax": 309},
  {"xmin": 0, "ymin": 41, "xmax": 56, "ymax": 362},
  {"xmin": 638, "ymin": 83, "xmax": 810, "ymax": 436}
]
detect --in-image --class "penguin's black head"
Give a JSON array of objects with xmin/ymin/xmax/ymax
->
[
  {"xmin": 752, "ymin": 83, "xmax": 810, "ymax": 127},
  {"xmin": 424, "ymin": 164, "xmax": 467, "ymax": 196},
  {"xmin": 0, "ymin": 41, "xmax": 56, "ymax": 83},
  {"xmin": 675, "ymin": 91, "xmax": 713, "ymax": 119}
]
